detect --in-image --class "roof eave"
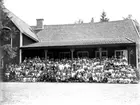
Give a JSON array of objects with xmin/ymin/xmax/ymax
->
[
  {"xmin": 20, "ymin": 42, "xmax": 135, "ymax": 49},
  {"xmin": 23, "ymin": 32, "xmax": 39, "ymax": 42},
  {"xmin": 131, "ymin": 19, "xmax": 140, "ymax": 38}
]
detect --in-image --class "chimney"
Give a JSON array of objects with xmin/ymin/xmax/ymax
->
[{"xmin": 36, "ymin": 19, "xmax": 44, "ymax": 29}]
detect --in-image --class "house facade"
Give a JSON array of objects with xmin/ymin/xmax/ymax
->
[
  {"xmin": 1, "ymin": 6, "xmax": 140, "ymax": 69},
  {"xmin": 22, "ymin": 19, "xmax": 140, "ymax": 68}
]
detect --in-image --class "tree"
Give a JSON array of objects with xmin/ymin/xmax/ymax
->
[
  {"xmin": 0, "ymin": 0, "xmax": 18, "ymax": 81},
  {"xmin": 123, "ymin": 14, "xmax": 133, "ymax": 20},
  {"xmin": 100, "ymin": 11, "xmax": 109, "ymax": 22},
  {"xmin": 0, "ymin": 0, "xmax": 17, "ymax": 59}
]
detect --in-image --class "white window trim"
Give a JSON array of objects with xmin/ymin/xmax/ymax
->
[
  {"xmin": 115, "ymin": 50, "xmax": 124, "ymax": 57},
  {"xmin": 95, "ymin": 50, "xmax": 108, "ymax": 58},
  {"xmin": 101, "ymin": 51, "xmax": 108, "ymax": 57},
  {"xmin": 115, "ymin": 50, "xmax": 128, "ymax": 59},
  {"xmin": 77, "ymin": 51, "xmax": 89, "ymax": 57}
]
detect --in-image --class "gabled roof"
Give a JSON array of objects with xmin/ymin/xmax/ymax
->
[
  {"xmin": 23, "ymin": 19, "xmax": 140, "ymax": 48},
  {"xmin": 38, "ymin": 19, "xmax": 139, "ymax": 42},
  {"xmin": 2, "ymin": 5, "xmax": 39, "ymax": 42}
]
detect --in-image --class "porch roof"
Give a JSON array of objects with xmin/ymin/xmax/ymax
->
[{"xmin": 21, "ymin": 38, "xmax": 135, "ymax": 48}]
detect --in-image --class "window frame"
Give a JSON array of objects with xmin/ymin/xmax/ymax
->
[
  {"xmin": 115, "ymin": 50, "xmax": 128, "ymax": 59},
  {"xmin": 77, "ymin": 51, "xmax": 89, "ymax": 58},
  {"xmin": 95, "ymin": 51, "xmax": 100, "ymax": 58},
  {"xmin": 101, "ymin": 51, "xmax": 108, "ymax": 57},
  {"xmin": 95, "ymin": 50, "xmax": 108, "ymax": 58}
]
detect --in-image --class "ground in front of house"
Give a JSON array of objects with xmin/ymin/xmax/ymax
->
[{"xmin": 0, "ymin": 83, "xmax": 140, "ymax": 105}]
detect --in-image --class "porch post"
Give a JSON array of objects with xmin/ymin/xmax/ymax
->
[
  {"xmin": 99, "ymin": 48, "xmax": 102, "ymax": 59},
  {"xmin": 70, "ymin": 49, "xmax": 75, "ymax": 60},
  {"xmin": 19, "ymin": 49, "xmax": 22, "ymax": 63},
  {"xmin": 45, "ymin": 50, "xmax": 48, "ymax": 59},
  {"xmin": 127, "ymin": 47, "xmax": 130, "ymax": 65},
  {"xmin": 19, "ymin": 32, "xmax": 23, "ymax": 64},
  {"xmin": 136, "ymin": 44, "xmax": 139, "ymax": 68}
]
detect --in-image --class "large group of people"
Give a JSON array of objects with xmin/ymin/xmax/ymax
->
[{"xmin": 4, "ymin": 57, "xmax": 139, "ymax": 83}]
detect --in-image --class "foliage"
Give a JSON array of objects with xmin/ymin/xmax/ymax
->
[
  {"xmin": 2, "ymin": 44, "xmax": 17, "ymax": 59},
  {"xmin": 0, "ymin": 1, "xmax": 18, "ymax": 60},
  {"xmin": 100, "ymin": 11, "xmax": 109, "ymax": 22},
  {"xmin": 0, "ymin": 27, "xmax": 11, "ymax": 41},
  {"xmin": 123, "ymin": 14, "xmax": 133, "ymax": 20}
]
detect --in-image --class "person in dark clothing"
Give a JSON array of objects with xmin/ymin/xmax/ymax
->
[{"xmin": 9, "ymin": 70, "xmax": 15, "ymax": 81}]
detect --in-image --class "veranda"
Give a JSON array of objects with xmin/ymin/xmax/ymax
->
[{"xmin": 22, "ymin": 43, "xmax": 137, "ymax": 67}]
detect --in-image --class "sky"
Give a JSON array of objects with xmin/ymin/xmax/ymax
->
[{"xmin": 4, "ymin": 0, "xmax": 140, "ymax": 26}]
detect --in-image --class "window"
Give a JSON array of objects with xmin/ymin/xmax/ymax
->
[
  {"xmin": 115, "ymin": 50, "xmax": 128, "ymax": 60},
  {"xmin": 95, "ymin": 50, "xmax": 108, "ymax": 58},
  {"xmin": 77, "ymin": 51, "xmax": 89, "ymax": 58},
  {"xmin": 102, "ymin": 51, "xmax": 108, "ymax": 57},
  {"xmin": 59, "ymin": 52, "xmax": 70, "ymax": 59}
]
